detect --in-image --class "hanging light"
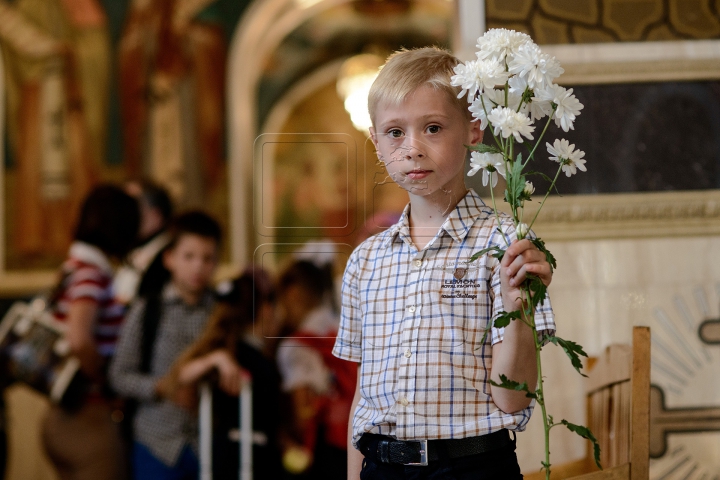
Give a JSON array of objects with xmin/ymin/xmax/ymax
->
[{"xmin": 336, "ymin": 53, "xmax": 384, "ymax": 133}]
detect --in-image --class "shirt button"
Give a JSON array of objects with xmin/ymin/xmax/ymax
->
[
  {"xmin": 414, "ymin": 260, "xmax": 422, "ymax": 267},
  {"xmin": 404, "ymin": 350, "xmax": 411, "ymax": 358},
  {"xmin": 408, "ymin": 306, "xmax": 416, "ymax": 313},
  {"xmin": 399, "ymin": 398, "xmax": 409, "ymax": 407}
]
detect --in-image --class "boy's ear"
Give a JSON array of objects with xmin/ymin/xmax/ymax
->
[
  {"xmin": 469, "ymin": 119, "xmax": 484, "ymax": 146},
  {"xmin": 369, "ymin": 127, "xmax": 379, "ymax": 149},
  {"xmin": 162, "ymin": 248, "xmax": 175, "ymax": 272}
]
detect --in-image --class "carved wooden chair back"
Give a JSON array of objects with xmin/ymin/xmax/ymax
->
[{"xmin": 568, "ymin": 326, "xmax": 651, "ymax": 480}]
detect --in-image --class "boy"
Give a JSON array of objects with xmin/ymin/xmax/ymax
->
[
  {"xmin": 332, "ymin": 47, "xmax": 556, "ymax": 479},
  {"xmin": 110, "ymin": 211, "xmax": 221, "ymax": 480}
]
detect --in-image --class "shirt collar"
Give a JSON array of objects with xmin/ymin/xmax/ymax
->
[
  {"xmin": 161, "ymin": 282, "xmax": 215, "ymax": 307},
  {"xmin": 381, "ymin": 189, "xmax": 491, "ymax": 248},
  {"xmin": 68, "ymin": 241, "xmax": 113, "ymax": 275}
]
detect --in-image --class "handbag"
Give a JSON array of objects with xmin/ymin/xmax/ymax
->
[{"xmin": 0, "ymin": 280, "xmax": 87, "ymax": 410}]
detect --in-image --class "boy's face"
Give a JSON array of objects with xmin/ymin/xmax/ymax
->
[
  {"xmin": 370, "ymin": 85, "xmax": 482, "ymax": 201},
  {"xmin": 163, "ymin": 233, "xmax": 218, "ymax": 296}
]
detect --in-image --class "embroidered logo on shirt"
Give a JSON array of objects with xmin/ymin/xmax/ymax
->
[{"xmin": 453, "ymin": 267, "xmax": 467, "ymax": 280}]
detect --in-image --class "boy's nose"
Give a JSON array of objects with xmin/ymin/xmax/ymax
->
[{"xmin": 401, "ymin": 144, "xmax": 425, "ymax": 160}]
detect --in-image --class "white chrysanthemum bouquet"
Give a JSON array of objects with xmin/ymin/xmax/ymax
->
[{"xmin": 453, "ymin": 29, "xmax": 599, "ymax": 478}]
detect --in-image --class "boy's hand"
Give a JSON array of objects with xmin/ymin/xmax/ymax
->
[{"xmin": 500, "ymin": 239, "xmax": 553, "ymax": 312}]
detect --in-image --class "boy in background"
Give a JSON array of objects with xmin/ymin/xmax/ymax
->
[
  {"xmin": 110, "ymin": 211, "xmax": 221, "ymax": 480},
  {"xmin": 333, "ymin": 47, "xmax": 556, "ymax": 479}
]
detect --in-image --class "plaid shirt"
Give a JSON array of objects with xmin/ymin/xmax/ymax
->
[
  {"xmin": 332, "ymin": 189, "xmax": 555, "ymax": 447},
  {"xmin": 109, "ymin": 284, "xmax": 215, "ymax": 466}
]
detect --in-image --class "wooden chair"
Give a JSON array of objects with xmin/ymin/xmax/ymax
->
[{"xmin": 526, "ymin": 326, "xmax": 650, "ymax": 480}]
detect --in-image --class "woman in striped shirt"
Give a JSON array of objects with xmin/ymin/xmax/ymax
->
[{"xmin": 42, "ymin": 184, "xmax": 139, "ymax": 480}]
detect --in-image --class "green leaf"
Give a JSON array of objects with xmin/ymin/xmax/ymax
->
[
  {"xmin": 525, "ymin": 274, "xmax": 548, "ymax": 309},
  {"xmin": 469, "ymin": 245, "xmax": 506, "ymax": 263},
  {"xmin": 547, "ymin": 336, "xmax": 589, "ymax": 377},
  {"xmin": 466, "ymin": 143, "xmax": 501, "ymax": 154},
  {"xmin": 561, "ymin": 420, "xmax": 602, "ymax": 470},
  {"xmin": 531, "ymin": 238, "xmax": 557, "ymax": 272},
  {"xmin": 493, "ymin": 310, "xmax": 522, "ymax": 329},
  {"xmin": 502, "ymin": 153, "xmax": 526, "ymax": 211},
  {"xmin": 489, "ymin": 374, "xmax": 537, "ymax": 399}
]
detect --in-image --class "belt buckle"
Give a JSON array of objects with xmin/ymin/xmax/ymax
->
[{"xmin": 405, "ymin": 440, "xmax": 428, "ymax": 466}]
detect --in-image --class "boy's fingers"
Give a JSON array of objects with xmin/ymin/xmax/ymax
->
[{"xmin": 502, "ymin": 239, "xmax": 536, "ymax": 265}]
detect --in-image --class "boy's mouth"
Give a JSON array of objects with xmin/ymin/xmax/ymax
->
[{"xmin": 406, "ymin": 169, "xmax": 432, "ymax": 180}]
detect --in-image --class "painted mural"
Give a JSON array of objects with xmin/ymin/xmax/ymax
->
[{"xmin": 0, "ymin": 0, "xmax": 248, "ymax": 270}]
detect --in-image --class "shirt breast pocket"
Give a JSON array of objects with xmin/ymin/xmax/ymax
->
[{"xmin": 425, "ymin": 268, "xmax": 493, "ymax": 348}]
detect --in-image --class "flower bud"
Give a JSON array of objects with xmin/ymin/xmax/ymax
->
[
  {"xmin": 523, "ymin": 181, "xmax": 535, "ymax": 196},
  {"xmin": 516, "ymin": 223, "xmax": 529, "ymax": 240}
]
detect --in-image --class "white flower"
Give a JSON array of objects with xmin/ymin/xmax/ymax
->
[
  {"xmin": 523, "ymin": 181, "xmax": 535, "ymax": 196},
  {"xmin": 468, "ymin": 89, "xmax": 522, "ymax": 129},
  {"xmin": 546, "ymin": 139, "xmax": 587, "ymax": 177},
  {"xmin": 451, "ymin": 59, "xmax": 509, "ymax": 100},
  {"xmin": 487, "ymin": 107, "xmax": 535, "ymax": 143},
  {"xmin": 508, "ymin": 75, "xmax": 528, "ymax": 95},
  {"xmin": 487, "ymin": 87, "xmax": 522, "ymax": 111},
  {"xmin": 536, "ymin": 84, "xmax": 583, "ymax": 132},
  {"xmin": 516, "ymin": 223, "xmax": 529, "ymax": 240},
  {"xmin": 468, "ymin": 151, "xmax": 506, "ymax": 187},
  {"xmin": 468, "ymin": 95, "xmax": 491, "ymax": 130},
  {"xmin": 476, "ymin": 28, "xmax": 534, "ymax": 63},
  {"xmin": 508, "ymin": 43, "xmax": 564, "ymax": 89},
  {"xmin": 525, "ymin": 95, "xmax": 553, "ymax": 121}
]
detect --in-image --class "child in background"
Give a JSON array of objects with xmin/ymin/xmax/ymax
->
[
  {"xmin": 113, "ymin": 179, "xmax": 174, "ymax": 305},
  {"xmin": 43, "ymin": 184, "xmax": 139, "ymax": 480},
  {"xmin": 109, "ymin": 211, "xmax": 221, "ymax": 480},
  {"xmin": 165, "ymin": 267, "xmax": 284, "ymax": 480},
  {"xmin": 333, "ymin": 47, "xmax": 556, "ymax": 479},
  {"xmin": 276, "ymin": 257, "xmax": 357, "ymax": 479}
]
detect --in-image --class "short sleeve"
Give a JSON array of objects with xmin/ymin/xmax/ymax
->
[
  {"xmin": 488, "ymin": 222, "xmax": 556, "ymax": 345},
  {"xmin": 332, "ymin": 250, "xmax": 362, "ymax": 362},
  {"xmin": 65, "ymin": 266, "xmax": 109, "ymax": 304}
]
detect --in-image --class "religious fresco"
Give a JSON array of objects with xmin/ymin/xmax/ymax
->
[
  {"xmin": 0, "ymin": 0, "xmax": 110, "ymax": 267},
  {"xmin": 0, "ymin": 0, "xmax": 249, "ymax": 270},
  {"xmin": 485, "ymin": 0, "xmax": 720, "ymax": 44}
]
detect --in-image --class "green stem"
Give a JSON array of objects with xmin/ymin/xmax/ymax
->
[
  {"xmin": 516, "ymin": 87, "xmax": 530, "ymax": 113},
  {"xmin": 527, "ymin": 164, "xmax": 563, "ymax": 232},
  {"xmin": 481, "ymin": 96, "xmax": 505, "ymax": 153},
  {"xmin": 536, "ymin": 329, "xmax": 551, "ymax": 480},
  {"xmin": 526, "ymin": 108, "xmax": 556, "ymax": 163},
  {"xmin": 524, "ymin": 285, "xmax": 551, "ymax": 480},
  {"xmin": 508, "ymin": 139, "xmax": 518, "ymax": 222},
  {"xmin": 489, "ymin": 176, "xmax": 510, "ymax": 248}
]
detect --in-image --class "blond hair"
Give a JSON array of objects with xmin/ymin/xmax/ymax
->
[{"xmin": 368, "ymin": 47, "xmax": 469, "ymax": 125}]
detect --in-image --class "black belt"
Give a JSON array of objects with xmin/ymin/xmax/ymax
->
[{"xmin": 358, "ymin": 429, "xmax": 513, "ymax": 466}]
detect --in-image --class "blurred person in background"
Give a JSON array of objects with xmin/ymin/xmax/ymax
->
[
  {"xmin": 166, "ymin": 267, "xmax": 284, "ymax": 480},
  {"xmin": 276, "ymin": 256, "xmax": 357, "ymax": 479},
  {"xmin": 109, "ymin": 211, "xmax": 221, "ymax": 480},
  {"xmin": 114, "ymin": 179, "xmax": 174, "ymax": 305},
  {"xmin": 42, "ymin": 184, "xmax": 140, "ymax": 480}
]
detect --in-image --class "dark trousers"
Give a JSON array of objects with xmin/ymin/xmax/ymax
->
[
  {"xmin": 359, "ymin": 441, "xmax": 523, "ymax": 480},
  {"xmin": 132, "ymin": 442, "xmax": 198, "ymax": 480}
]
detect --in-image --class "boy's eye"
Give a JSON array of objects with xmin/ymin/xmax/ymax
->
[
  {"xmin": 427, "ymin": 125, "xmax": 440, "ymax": 134},
  {"xmin": 387, "ymin": 129, "xmax": 403, "ymax": 138}
]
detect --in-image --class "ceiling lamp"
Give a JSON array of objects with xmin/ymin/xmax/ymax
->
[{"xmin": 336, "ymin": 53, "xmax": 384, "ymax": 134}]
